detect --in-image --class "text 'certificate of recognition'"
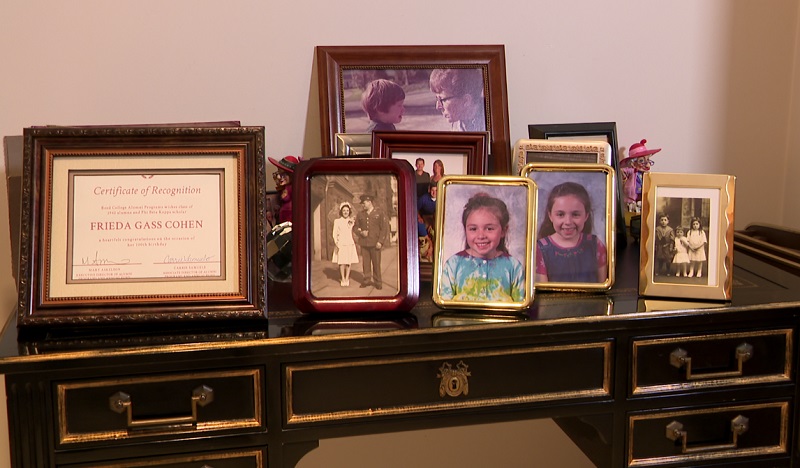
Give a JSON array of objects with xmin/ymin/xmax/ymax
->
[{"xmin": 68, "ymin": 171, "xmax": 225, "ymax": 283}]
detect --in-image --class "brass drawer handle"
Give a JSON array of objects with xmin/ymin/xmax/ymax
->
[
  {"xmin": 669, "ymin": 343, "xmax": 753, "ymax": 380},
  {"xmin": 109, "ymin": 385, "xmax": 214, "ymax": 429},
  {"xmin": 666, "ymin": 415, "xmax": 749, "ymax": 453}
]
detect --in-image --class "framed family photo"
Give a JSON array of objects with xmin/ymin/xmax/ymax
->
[
  {"xmin": 639, "ymin": 172, "xmax": 736, "ymax": 300},
  {"xmin": 373, "ymin": 130, "xmax": 488, "ymax": 280},
  {"xmin": 432, "ymin": 175, "xmax": 536, "ymax": 311},
  {"xmin": 291, "ymin": 157, "xmax": 419, "ymax": 313},
  {"xmin": 514, "ymin": 139, "xmax": 612, "ymax": 175},
  {"xmin": 17, "ymin": 126, "xmax": 268, "ymax": 327},
  {"xmin": 521, "ymin": 163, "xmax": 616, "ymax": 291},
  {"xmin": 316, "ymin": 45, "xmax": 511, "ymax": 174}
]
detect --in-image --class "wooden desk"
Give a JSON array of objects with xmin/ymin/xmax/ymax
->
[{"xmin": 1, "ymin": 237, "xmax": 799, "ymax": 467}]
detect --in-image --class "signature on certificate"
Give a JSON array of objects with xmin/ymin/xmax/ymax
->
[
  {"xmin": 80, "ymin": 251, "xmax": 132, "ymax": 266},
  {"xmin": 162, "ymin": 254, "xmax": 217, "ymax": 264}
]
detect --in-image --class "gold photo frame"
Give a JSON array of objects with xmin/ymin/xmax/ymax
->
[
  {"xmin": 514, "ymin": 139, "xmax": 612, "ymax": 175},
  {"xmin": 431, "ymin": 175, "xmax": 536, "ymax": 311},
  {"xmin": 639, "ymin": 172, "xmax": 736, "ymax": 300},
  {"xmin": 521, "ymin": 163, "xmax": 616, "ymax": 291}
]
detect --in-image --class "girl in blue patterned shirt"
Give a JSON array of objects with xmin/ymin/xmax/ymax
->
[
  {"xmin": 536, "ymin": 182, "xmax": 607, "ymax": 283},
  {"xmin": 440, "ymin": 192, "xmax": 525, "ymax": 302}
]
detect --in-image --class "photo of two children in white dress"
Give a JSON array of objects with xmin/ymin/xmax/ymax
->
[{"xmin": 652, "ymin": 195, "xmax": 713, "ymax": 286}]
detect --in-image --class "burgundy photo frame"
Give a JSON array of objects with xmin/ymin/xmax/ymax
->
[{"xmin": 292, "ymin": 157, "xmax": 419, "ymax": 313}]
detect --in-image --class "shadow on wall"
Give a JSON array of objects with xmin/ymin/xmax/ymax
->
[
  {"xmin": 4, "ymin": 136, "xmax": 23, "ymax": 286},
  {"xmin": 720, "ymin": 1, "xmax": 798, "ymax": 229}
]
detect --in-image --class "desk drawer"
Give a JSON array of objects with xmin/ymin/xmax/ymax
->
[
  {"xmin": 56, "ymin": 368, "xmax": 264, "ymax": 446},
  {"xmin": 632, "ymin": 329, "xmax": 792, "ymax": 395},
  {"xmin": 627, "ymin": 401, "xmax": 789, "ymax": 466},
  {"xmin": 285, "ymin": 342, "xmax": 612, "ymax": 425},
  {"xmin": 62, "ymin": 448, "xmax": 265, "ymax": 467}
]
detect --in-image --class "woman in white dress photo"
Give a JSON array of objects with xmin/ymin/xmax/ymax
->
[{"xmin": 332, "ymin": 203, "xmax": 359, "ymax": 286}]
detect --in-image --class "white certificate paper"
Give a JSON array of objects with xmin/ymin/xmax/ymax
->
[{"xmin": 68, "ymin": 171, "xmax": 225, "ymax": 283}]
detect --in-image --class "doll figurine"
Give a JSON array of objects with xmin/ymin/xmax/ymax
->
[
  {"xmin": 619, "ymin": 139, "xmax": 661, "ymax": 213},
  {"xmin": 268, "ymin": 155, "xmax": 301, "ymax": 224}
]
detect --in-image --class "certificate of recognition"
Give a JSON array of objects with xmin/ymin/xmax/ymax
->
[
  {"xmin": 68, "ymin": 171, "xmax": 225, "ymax": 283},
  {"xmin": 18, "ymin": 125, "xmax": 267, "ymax": 327}
]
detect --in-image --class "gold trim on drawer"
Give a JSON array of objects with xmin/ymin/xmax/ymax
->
[
  {"xmin": 83, "ymin": 448, "xmax": 264, "ymax": 467},
  {"xmin": 628, "ymin": 401, "xmax": 789, "ymax": 467},
  {"xmin": 631, "ymin": 329, "xmax": 792, "ymax": 395},
  {"xmin": 285, "ymin": 342, "xmax": 612, "ymax": 425},
  {"xmin": 57, "ymin": 369, "xmax": 263, "ymax": 444}
]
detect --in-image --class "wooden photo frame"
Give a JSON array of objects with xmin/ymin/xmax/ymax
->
[
  {"xmin": 514, "ymin": 139, "xmax": 612, "ymax": 175},
  {"xmin": 373, "ymin": 130, "xmax": 488, "ymax": 281},
  {"xmin": 639, "ymin": 172, "xmax": 736, "ymax": 300},
  {"xmin": 292, "ymin": 157, "xmax": 419, "ymax": 313},
  {"xmin": 521, "ymin": 163, "xmax": 616, "ymax": 291},
  {"xmin": 432, "ymin": 175, "xmax": 536, "ymax": 311},
  {"xmin": 17, "ymin": 126, "xmax": 267, "ymax": 327},
  {"xmin": 316, "ymin": 45, "xmax": 510, "ymax": 174}
]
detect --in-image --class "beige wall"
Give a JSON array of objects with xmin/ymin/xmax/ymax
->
[{"xmin": 1, "ymin": 1, "xmax": 799, "ymax": 466}]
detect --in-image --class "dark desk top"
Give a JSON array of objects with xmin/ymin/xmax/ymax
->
[{"xmin": 2, "ymin": 229, "xmax": 800, "ymax": 370}]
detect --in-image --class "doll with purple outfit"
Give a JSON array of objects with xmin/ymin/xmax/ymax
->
[{"xmin": 619, "ymin": 139, "xmax": 660, "ymax": 213}]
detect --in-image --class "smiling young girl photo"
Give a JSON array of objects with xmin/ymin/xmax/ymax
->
[
  {"xmin": 439, "ymin": 192, "xmax": 526, "ymax": 302},
  {"xmin": 535, "ymin": 181, "xmax": 609, "ymax": 284},
  {"xmin": 434, "ymin": 178, "xmax": 535, "ymax": 309}
]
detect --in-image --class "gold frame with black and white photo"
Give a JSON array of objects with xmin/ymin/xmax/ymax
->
[{"xmin": 639, "ymin": 172, "xmax": 735, "ymax": 300}]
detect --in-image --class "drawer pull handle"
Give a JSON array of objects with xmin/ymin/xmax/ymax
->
[
  {"xmin": 669, "ymin": 343, "xmax": 753, "ymax": 380},
  {"xmin": 666, "ymin": 415, "xmax": 749, "ymax": 453},
  {"xmin": 108, "ymin": 385, "xmax": 214, "ymax": 429}
]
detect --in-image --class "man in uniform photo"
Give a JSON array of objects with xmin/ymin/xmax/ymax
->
[{"xmin": 355, "ymin": 194, "xmax": 390, "ymax": 289}]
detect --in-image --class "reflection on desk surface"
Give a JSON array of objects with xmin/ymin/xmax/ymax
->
[
  {"xmin": 432, "ymin": 311, "xmax": 528, "ymax": 328},
  {"xmin": 533, "ymin": 294, "xmax": 613, "ymax": 320},
  {"xmin": 6, "ymin": 236, "xmax": 800, "ymax": 358}
]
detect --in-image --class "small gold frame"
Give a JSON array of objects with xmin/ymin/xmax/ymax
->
[
  {"xmin": 431, "ymin": 175, "xmax": 536, "ymax": 311},
  {"xmin": 521, "ymin": 163, "xmax": 616, "ymax": 291}
]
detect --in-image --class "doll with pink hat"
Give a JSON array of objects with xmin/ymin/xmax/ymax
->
[
  {"xmin": 619, "ymin": 139, "xmax": 660, "ymax": 213},
  {"xmin": 268, "ymin": 155, "xmax": 302, "ymax": 224}
]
